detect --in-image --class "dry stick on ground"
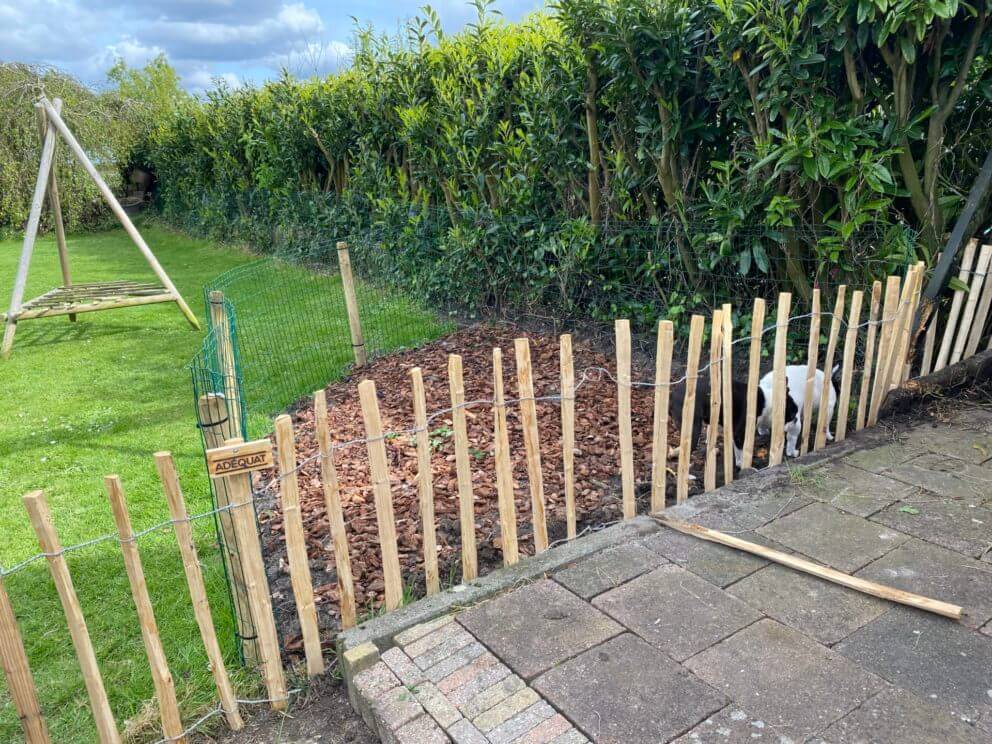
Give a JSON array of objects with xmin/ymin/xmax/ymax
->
[
  {"xmin": 651, "ymin": 321, "xmax": 674, "ymax": 511},
  {"xmin": 677, "ymin": 315, "xmax": 705, "ymax": 503},
  {"xmin": 654, "ymin": 515, "xmax": 963, "ymax": 620},
  {"xmin": 835, "ymin": 290, "xmax": 863, "ymax": 442},
  {"xmin": 952, "ymin": 245, "xmax": 992, "ymax": 366},
  {"xmin": 741, "ymin": 299, "xmax": 765, "ymax": 469},
  {"xmin": 769, "ymin": 293, "xmax": 792, "ymax": 466},
  {"xmin": 408, "ymin": 371, "xmax": 441, "ymax": 593},
  {"xmin": 721, "ymin": 304, "xmax": 734, "ymax": 486},
  {"xmin": 559, "ymin": 335, "xmax": 577, "ymax": 538},
  {"xmin": 705, "ymin": 309, "xmax": 724, "ymax": 492},
  {"xmin": 856, "ymin": 281, "xmax": 883, "ymax": 430},
  {"xmin": 800, "ymin": 288, "xmax": 821, "ymax": 456},
  {"xmin": 492, "ymin": 349, "xmax": 519, "ymax": 565},
  {"xmin": 615, "ymin": 319, "xmax": 636, "ymax": 518},
  {"xmin": 515, "ymin": 338, "xmax": 549, "ymax": 552},
  {"xmin": 448, "ymin": 354, "xmax": 478, "ymax": 581},
  {"xmin": 0, "ymin": 574, "xmax": 50, "ymax": 743},
  {"xmin": 815, "ymin": 286, "xmax": 846, "ymax": 451},
  {"xmin": 934, "ymin": 239, "xmax": 977, "ymax": 372}
]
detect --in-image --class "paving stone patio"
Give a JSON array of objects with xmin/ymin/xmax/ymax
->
[{"xmin": 345, "ymin": 408, "xmax": 992, "ymax": 743}]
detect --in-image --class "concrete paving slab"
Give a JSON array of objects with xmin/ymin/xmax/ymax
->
[
  {"xmin": 592, "ymin": 565, "xmax": 761, "ymax": 661},
  {"xmin": 639, "ymin": 526, "xmax": 776, "ymax": 588},
  {"xmin": 671, "ymin": 705, "xmax": 792, "ymax": 743},
  {"xmin": 757, "ymin": 502, "xmax": 909, "ymax": 572},
  {"xmin": 842, "ymin": 441, "xmax": 919, "ymax": 473},
  {"xmin": 871, "ymin": 497, "xmax": 992, "ymax": 558},
  {"xmin": 897, "ymin": 423, "xmax": 992, "ymax": 465},
  {"xmin": 726, "ymin": 564, "xmax": 887, "ymax": 644},
  {"xmin": 835, "ymin": 608, "xmax": 992, "ymax": 723},
  {"xmin": 457, "ymin": 579, "xmax": 622, "ymax": 681},
  {"xmin": 553, "ymin": 543, "xmax": 666, "ymax": 599},
  {"xmin": 817, "ymin": 687, "xmax": 982, "ymax": 744},
  {"xmin": 685, "ymin": 619, "xmax": 884, "ymax": 741},
  {"xmin": 795, "ymin": 462, "xmax": 915, "ymax": 517},
  {"xmin": 883, "ymin": 453, "xmax": 991, "ymax": 500},
  {"xmin": 533, "ymin": 633, "xmax": 726, "ymax": 744},
  {"xmin": 855, "ymin": 538, "xmax": 992, "ymax": 628},
  {"xmin": 395, "ymin": 714, "xmax": 451, "ymax": 744}
]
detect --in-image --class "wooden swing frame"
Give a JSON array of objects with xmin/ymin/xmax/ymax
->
[{"xmin": 1, "ymin": 96, "xmax": 199, "ymax": 358}]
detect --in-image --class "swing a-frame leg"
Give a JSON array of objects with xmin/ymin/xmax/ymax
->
[{"xmin": 2, "ymin": 97, "xmax": 200, "ymax": 358}]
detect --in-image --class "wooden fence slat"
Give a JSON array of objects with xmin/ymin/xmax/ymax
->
[
  {"xmin": 919, "ymin": 307, "xmax": 939, "ymax": 377},
  {"xmin": 934, "ymin": 239, "xmax": 977, "ymax": 372},
  {"xmin": 104, "ymin": 476, "xmax": 186, "ymax": 742},
  {"xmin": 0, "ymin": 574, "xmax": 50, "ymax": 743},
  {"xmin": 448, "ymin": 355, "xmax": 478, "ymax": 582},
  {"xmin": 407, "ymin": 373, "xmax": 440, "ymax": 594},
  {"xmin": 814, "ymin": 286, "xmax": 846, "ymax": 451},
  {"xmin": 868, "ymin": 276, "xmax": 902, "ymax": 426},
  {"xmin": 800, "ymin": 288, "xmax": 821, "ymax": 456},
  {"xmin": 155, "ymin": 453, "xmax": 243, "ymax": 730},
  {"xmin": 615, "ymin": 320, "xmax": 636, "ymax": 518},
  {"xmin": 769, "ymin": 293, "xmax": 792, "ymax": 466},
  {"xmin": 952, "ymin": 245, "xmax": 992, "ymax": 365},
  {"xmin": 336, "ymin": 241, "xmax": 367, "ymax": 367},
  {"xmin": 677, "ymin": 315, "xmax": 705, "ymax": 503},
  {"xmin": 721, "ymin": 304, "xmax": 734, "ymax": 486},
  {"xmin": 741, "ymin": 299, "xmax": 765, "ymax": 470},
  {"xmin": 514, "ymin": 338, "xmax": 549, "ymax": 552},
  {"xmin": 835, "ymin": 290, "xmax": 863, "ymax": 442},
  {"xmin": 22, "ymin": 491, "xmax": 122, "ymax": 743},
  {"xmin": 903, "ymin": 261, "xmax": 927, "ymax": 382},
  {"xmin": 221, "ymin": 453, "xmax": 288, "ymax": 710},
  {"xmin": 880, "ymin": 267, "xmax": 921, "ymax": 398},
  {"xmin": 274, "ymin": 416, "xmax": 324, "ymax": 675},
  {"xmin": 704, "ymin": 309, "xmax": 724, "ymax": 492},
  {"xmin": 560, "ymin": 335, "xmax": 577, "ymax": 538},
  {"xmin": 965, "ymin": 247, "xmax": 992, "ymax": 357},
  {"xmin": 856, "ymin": 282, "xmax": 883, "ymax": 430},
  {"xmin": 650, "ymin": 321, "xmax": 674, "ymax": 511},
  {"xmin": 357, "ymin": 381, "xmax": 404, "ymax": 608},
  {"xmin": 492, "ymin": 349, "xmax": 519, "ymax": 565}
]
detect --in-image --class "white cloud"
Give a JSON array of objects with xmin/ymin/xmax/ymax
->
[{"xmin": 265, "ymin": 39, "xmax": 352, "ymax": 77}]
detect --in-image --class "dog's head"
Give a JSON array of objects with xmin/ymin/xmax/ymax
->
[{"xmin": 755, "ymin": 380, "xmax": 799, "ymax": 428}]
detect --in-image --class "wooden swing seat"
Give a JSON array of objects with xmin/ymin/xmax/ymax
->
[{"xmin": 3, "ymin": 281, "xmax": 174, "ymax": 322}]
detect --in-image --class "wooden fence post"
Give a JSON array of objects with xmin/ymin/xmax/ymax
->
[
  {"xmin": 0, "ymin": 573, "xmax": 50, "ymax": 743},
  {"xmin": 407, "ymin": 372, "xmax": 441, "ymax": 593},
  {"xmin": 856, "ymin": 281, "xmax": 882, "ymax": 430},
  {"xmin": 815, "ymin": 286, "xmax": 846, "ymax": 451},
  {"xmin": 650, "ymin": 321, "xmax": 674, "ymax": 511},
  {"xmin": 104, "ymin": 476, "xmax": 185, "ymax": 743},
  {"xmin": 677, "ymin": 315, "xmax": 705, "ymax": 503},
  {"xmin": 800, "ymin": 289, "xmax": 821, "ymax": 456},
  {"xmin": 704, "ymin": 309, "xmax": 724, "ymax": 492},
  {"xmin": 559, "ymin": 335, "xmax": 577, "ymax": 538},
  {"xmin": 952, "ymin": 245, "xmax": 992, "ymax": 365},
  {"xmin": 934, "ymin": 240, "xmax": 977, "ymax": 371},
  {"xmin": 878, "ymin": 267, "xmax": 921, "ymax": 399},
  {"xmin": 868, "ymin": 276, "xmax": 902, "ymax": 426},
  {"xmin": 835, "ymin": 290, "xmax": 863, "ymax": 442},
  {"xmin": 514, "ymin": 338, "xmax": 549, "ymax": 552},
  {"xmin": 965, "ymin": 247, "xmax": 992, "ymax": 357},
  {"xmin": 357, "ymin": 382, "xmax": 404, "ymax": 608},
  {"xmin": 768, "ymin": 294, "xmax": 792, "ymax": 467},
  {"xmin": 741, "ymin": 299, "xmax": 765, "ymax": 470},
  {"xmin": 721, "ymin": 305, "xmax": 734, "ymax": 486},
  {"xmin": 448, "ymin": 355, "xmax": 478, "ymax": 582},
  {"xmin": 274, "ymin": 416, "xmax": 324, "ymax": 676},
  {"xmin": 155, "ymin": 452, "xmax": 243, "ymax": 731},
  {"xmin": 336, "ymin": 242, "xmax": 368, "ymax": 367},
  {"xmin": 492, "ymin": 349, "xmax": 519, "ymax": 565},
  {"xmin": 208, "ymin": 292, "xmax": 243, "ymax": 439},
  {"xmin": 615, "ymin": 320, "xmax": 635, "ymax": 518},
  {"xmin": 22, "ymin": 491, "xmax": 121, "ymax": 744}
]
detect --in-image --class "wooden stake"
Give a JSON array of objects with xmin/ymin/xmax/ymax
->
[
  {"xmin": 514, "ymin": 338, "xmax": 549, "ymax": 552},
  {"xmin": 448, "ymin": 355, "xmax": 478, "ymax": 582},
  {"xmin": 934, "ymin": 239, "xmax": 977, "ymax": 372},
  {"xmin": 407, "ymin": 372, "xmax": 440, "ymax": 594},
  {"xmin": 677, "ymin": 315, "xmax": 705, "ymax": 503},
  {"xmin": 209, "ymin": 292, "xmax": 243, "ymax": 438},
  {"xmin": 964, "ymin": 248, "xmax": 992, "ymax": 357},
  {"xmin": 903, "ymin": 261, "xmax": 927, "ymax": 382},
  {"xmin": 952, "ymin": 244, "xmax": 992, "ymax": 365},
  {"xmin": 492, "ymin": 349, "xmax": 519, "ymax": 564},
  {"xmin": 336, "ymin": 242, "xmax": 367, "ymax": 367},
  {"xmin": 919, "ymin": 308, "xmax": 939, "ymax": 377},
  {"xmin": 878, "ymin": 268, "xmax": 920, "ymax": 400},
  {"xmin": 814, "ymin": 286, "xmax": 846, "ymax": 451},
  {"xmin": 800, "ymin": 289, "xmax": 821, "ymax": 456},
  {"xmin": 104, "ymin": 476, "xmax": 185, "ymax": 743},
  {"xmin": 868, "ymin": 277, "xmax": 902, "ymax": 426},
  {"xmin": 655, "ymin": 515, "xmax": 963, "ymax": 620},
  {"xmin": 559, "ymin": 335, "xmax": 576, "ymax": 538},
  {"xmin": 769, "ymin": 293, "xmax": 792, "ymax": 466},
  {"xmin": 22, "ymin": 491, "xmax": 121, "ymax": 743},
  {"xmin": 615, "ymin": 320, "xmax": 635, "ymax": 517},
  {"xmin": 36, "ymin": 98, "xmax": 73, "ymax": 321},
  {"xmin": 650, "ymin": 321, "xmax": 674, "ymax": 511},
  {"xmin": 0, "ymin": 574, "xmax": 50, "ymax": 743},
  {"xmin": 721, "ymin": 305, "xmax": 734, "ymax": 486},
  {"xmin": 835, "ymin": 290, "xmax": 863, "ymax": 442},
  {"xmin": 274, "ymin": 416, "xmax": 324, "ymax": 676},
  {"xmin": 856, "ymin": 281, "xmax": 882, "ymax": 430},
  {"xmin": 704, "ymin": 309, "xmax": 724, "ymax": 492},
  {"xmin": 741, "ymin": 299, "xmax": 765, "ymax": 470},
  {"xmin": 155, "ymin": 453, "xmax": 243, "ymax": 731}
]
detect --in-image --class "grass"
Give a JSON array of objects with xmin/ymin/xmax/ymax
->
[{"xmin": 0, "ymin": 222, "xmax": 447, "ymax": 741}]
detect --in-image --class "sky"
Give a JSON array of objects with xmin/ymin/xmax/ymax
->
[{"xmin": 1, "ymin": 0, "xmax": 544, "ymax": 92}]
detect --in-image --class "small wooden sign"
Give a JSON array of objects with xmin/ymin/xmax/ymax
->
[{"xmin": 206, "ymin": 439, "xmax": 273, "ymax": 478}]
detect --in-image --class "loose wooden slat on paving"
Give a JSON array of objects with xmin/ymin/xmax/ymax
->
[
  {"xmin": 952, "ymin": 244, "xmax": 992, "ymax": 366},
  {"xmin": 934, "ymin": 239, "xmax": 977, "ymax": 372},
  {"xmin": 868, "ymin": 276, "xmax": 902, "ymax": 426},
  {"xmin": 835, "ymin": 290, "xmax": 863, "ymax": 442},
  {"xmin": 104, "ymin": 476, "xmax": 186, "ymax": 743},
  {"xmin": 274, "ymin": 415, "xmax": 324, "ymax": 676},
  {"xmin": 0, "ymin": 573, "xmax": 50, "ymax": 743},
  {"xmin": 721, "ymin": 304, "xmax": 734, "ymax": 485},
  {"xmin": 155, "ymin": 452, "xmax": 243, "ymax": 730},
  {"xmin": 22, "ymin": 491, "xmax": 121, "ymax": 743},
  {"xmin": 964, "ymin": 246, "xmax": 992, "ymax": 357},
  {"xmin": 856, "ymin": 281, "xmax": 882, "ymax": 430},
  {"xmin": 800, "ymin": 288, "xmax": 821, "ymax": 456},
  {"xmin": 357, "ymin": 382, "xmax": 404, "ymax": 609},
  {"xmin": 741, "ymin": 298, "xmax": 765, "ymax": 470},
  {"xmin": 336, "ymin": 241, "xmax": 367, "ymax": 366},
  {"xmin": 704, "ymin": 309, "xmax": 724, "ymax": 492},
  {"xmin": 768, "ymin": 293, "xmax": 792, "ymax": 466},
  {"xmin": 514, "ymin": 338, "xmax": 549, "ymax": 552},
  {"xmin": 677, "ymin": 315, "xmax": 705, "ymax": 503},
  {"xmin": 615, "ymin": 320, "xmax": 636, "ymax": 517},
  {"xmin": 492, "ymin": 349, "xmax": 519, "ymax": 564},
  {"xmin": 814, "ymin": 286, "xmax": 846, "ymax": 451},
  {"xmin": 448, "ymin": 354, "xmax": 479, "ymax": 582},
  {"xmin": 559, "ymin": 335, "xmax": 577, "ymax": 538},
  {"xmin": 650, "ymin": 321, "xmax": 674, "ymax": 511},
  {"xmin": 407, "ymin": 372, "xmax": 441, "ymax": 594}
]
